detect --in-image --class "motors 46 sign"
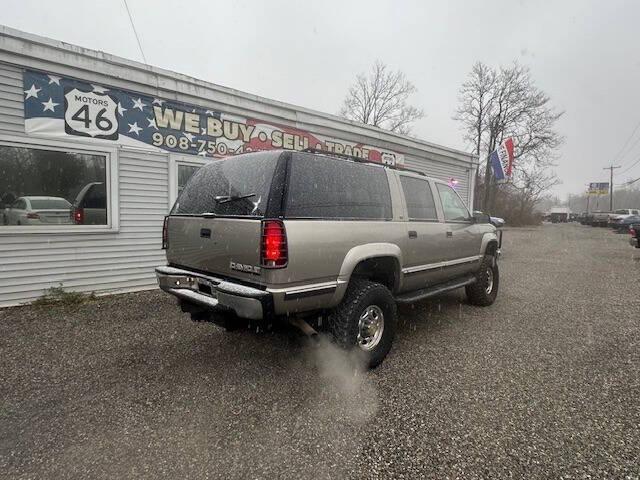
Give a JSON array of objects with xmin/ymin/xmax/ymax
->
[{"xmin": 63, "ymin": 88, "xmax": 118, "ymax": 140}]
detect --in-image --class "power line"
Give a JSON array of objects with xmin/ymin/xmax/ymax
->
[
  {"xmin": 123, "ymin": 0, "xmax": 147, "ymax": 64},
  {"xmin": 617, "ymin": 155, "xmax": 640, "ymax": 177},
  {"xmin": 615, "ymin": 175, "xmax": 640, "ymax": 187},
  {"xmin": 611, "ymin": 117, "xmax": 640, "ymax": 168}
]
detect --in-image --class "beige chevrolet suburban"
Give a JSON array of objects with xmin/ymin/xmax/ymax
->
[{"xmin": 156, "ymin": 149, "xmax": 501, "ymax": 367}]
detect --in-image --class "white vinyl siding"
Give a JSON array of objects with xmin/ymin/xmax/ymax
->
[
  {"xmin": 0, "ymin": 64, "xmax": 22, "ymax": 133},
  {"xmin": 0, "ymin": 63, "xmax": 167, "ymax": 306},
  {"xmin": 0, "ymin": 147, "xmax": 168, "ymax": 306}
]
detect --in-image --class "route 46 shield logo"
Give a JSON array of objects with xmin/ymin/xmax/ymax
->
[{"xmin": 64, "ymin": 88, "xmax": 119, "ymax": 140}]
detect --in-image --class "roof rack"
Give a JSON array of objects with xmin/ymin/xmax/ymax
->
[{"xmin": 300, "ymin": 148, "xmax": 426, "ymax": 177}]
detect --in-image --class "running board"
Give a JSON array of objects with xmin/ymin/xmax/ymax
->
[{"xmin": 394, "ymin": 275, "xmax": 476, "ymax": 304}]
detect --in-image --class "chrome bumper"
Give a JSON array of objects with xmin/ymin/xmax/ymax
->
[{"xmin": 155, "ymin": 266, "xmax": 271, "ymax": 320}]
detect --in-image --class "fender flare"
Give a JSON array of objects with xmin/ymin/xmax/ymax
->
[
  {"xmin": 335, "ymin": 243, "xmax": 403, "ymax": 299},
  {"xmin": 480, "ymin": 231, "xmax": 499, "ymax": 256}
]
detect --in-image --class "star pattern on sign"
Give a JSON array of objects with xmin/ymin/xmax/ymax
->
[
  {"xmin": 42, "ymin": 98, "xmax": 59, "ymax": 112},
  {"xmin": 132, "ymin": 98, "xmax": 147, "ymax": 111},
  {"xmin": 147, "ymin": 117, "xmax": 158, "ymax": 129},
  {"xmin": 205, "ymin": 110, "xmax": 215, "ymax": 116},
  {"xmin": 47, "ymin": 75, "xmax": 61, "ymax": 85},
  {"xmin": 152, "ymin": 98, "xmax": 164, "ymax": 106},
  {"xmin": 117, "ymin": 102, "xmax": 127, "ymax": 116},
  {"xmin": 201, "ymin": 127, "xmax": 207, "ymax": 135},
  {"xmin": 92, "ymin": 84, "xmax": 109, "ymax": 94},
  {"xmin": 197, "ymin": 150, "xmax": 207, "ymax": 157},
  {"xmin": 182, "ymin": 132, "xmax": 195, "ymax": 142},
  {"xmin": 24, "ymin": 84, "xmax": 41, "ymax": 99},
  {"xmin": 128, "ymin": 122, "xmax": 143, "ymax": 135}
]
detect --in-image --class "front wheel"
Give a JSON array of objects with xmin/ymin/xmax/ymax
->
[
  {"xmin": 466, "ymin": 254, "xmax": 499, "ymax": 306},
  {"xmin": 328, "ymin": 279, "xmax": 397, "ymax": 369}
]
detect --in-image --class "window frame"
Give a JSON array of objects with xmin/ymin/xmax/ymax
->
[
  {"xmin": 0, "ymin": 134, "xmax": 119, "ymax": 235},
  {"xmin": 398, "ymin": 174, "xmax": 439, "ymax": 222},
  {"xmin": 435, "ymin": 181, "xmax": 472, "ymax": 223},
  {"xmin": 168, "ymin": 154, "xmax": 208, "ymax": 210}
]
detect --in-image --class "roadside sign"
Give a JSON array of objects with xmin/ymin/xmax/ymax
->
[{"xmin": 588, "ymin": 182, "xmax": 609, "ymax": 195}]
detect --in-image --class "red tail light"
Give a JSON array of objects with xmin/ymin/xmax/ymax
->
[
  {"xmin": 162, "ymin": 216, "xmax": 169, "ymax": 249},
  {"xmin": 630, "ymin": 228, "xmax": 636, "ymax": 236},
  {"xmin": 26, "ymin": 212, "xmax": 40, "ymax": 219},
  {"xmin": 261, "ymin": 219, "xmax": 287, "ymax": 268},
  {"xmin": 73, "ymin": 208, "xmax": 84, "ymax": 224}
]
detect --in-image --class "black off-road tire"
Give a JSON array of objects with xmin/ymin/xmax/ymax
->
[
  {"xmin": 328, "ymin": 278, "xmax": 397, "ymax": 369},
  {"xmin": 466, "ymin": 254, "xmax": 499, "ymax": 306}
]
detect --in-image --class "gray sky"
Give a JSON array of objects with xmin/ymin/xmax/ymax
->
[{"xmin": 3, "ymin": 0, "xmax": 640, "ymax": 197}]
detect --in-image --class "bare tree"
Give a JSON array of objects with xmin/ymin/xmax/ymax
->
[
  {"xmin": 455, "ymin": 61, "xmax": 564, "ymax": 213},
  {"xmin": 454, "ymin": 62, "xmax": 496, "ymax": 199},
  {"xmin": 340, "ymin": 61, "xmax": 424, "ymax": 135}
]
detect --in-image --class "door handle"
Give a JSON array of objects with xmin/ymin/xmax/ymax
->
[
  {"xmin": 200, "ymin": 228, "xmax": 211, "ymax": 238},
  {"xmin": 408, "ymin": 230, "xmax": 417, "ymax": 239},
  {"xmin": 446, "ymin": 231, "xmax": 453, "ymax": 238}
]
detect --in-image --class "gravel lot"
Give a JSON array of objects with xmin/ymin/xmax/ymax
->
[{"xmin": 1, "ymin": 223, "xmax": 639, "ymax": 479}]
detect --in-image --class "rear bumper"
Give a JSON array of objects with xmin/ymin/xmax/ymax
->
[{"xmin": 155, "ymin": 266, "xmax": 272, "ymax": 320}]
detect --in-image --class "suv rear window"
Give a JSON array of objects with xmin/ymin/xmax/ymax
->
[
  {"xmin": 172, "ymin": 152, "xmax": 279, "ymax": 217},
  {"xmin": 285, "ymin": 154, "xmax": 392, "ymax": 219}
]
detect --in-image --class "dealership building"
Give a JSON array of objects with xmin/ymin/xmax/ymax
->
[{"xmin": 0, "ymin": 25, "xmax": 478, "ymax": 307}]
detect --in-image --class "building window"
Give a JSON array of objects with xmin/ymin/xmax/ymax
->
[{"xmin": 0, "ymin": 144, "xmax": 108, "ymax": 227}]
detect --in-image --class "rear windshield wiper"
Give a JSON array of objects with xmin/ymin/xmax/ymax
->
[{"xmin": 214, "ymin": 193, "xmax": 256, "ymax": 204}]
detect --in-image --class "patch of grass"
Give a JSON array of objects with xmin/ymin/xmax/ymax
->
[{"xmin": 32, "ymin": 285, "xmax": 97, "ymax": 307}]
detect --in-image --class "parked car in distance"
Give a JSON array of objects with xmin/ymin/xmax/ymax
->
[
  {"xmin": 590, "ymin": 211, "xmax": 613, "ymax": 227},
  {"xmin": 156, "ymin": 150, "xmax": 501, "ymax": 368},
  {"xmin": 608, "ymin": 208, "xmax": 640, "ymax": 228},
  {"xmin": 611, "ymin": 214, "xmax": 640, "ymax": 233},
  {"xmin": 72, "ymin": 182, "xmax": 107, "ymax": 225},
  {"xmin": 548, "ymin": 206, "xmax": 571, "ymax": 223},
  {"xmin": 3, "ymin": 196, "xmax": 72, "ymax": 225},
  {"xmin": 629, "ymin": 224, "xmax": 639, "ymax": 248},
  {"xmin": 579, "ymin": 212, "xmax": 592, "ymax": 225}
]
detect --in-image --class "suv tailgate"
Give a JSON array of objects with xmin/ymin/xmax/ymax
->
[{"xmin": 166, "ymin": 216, "xmax": 263, "ymax": 281}]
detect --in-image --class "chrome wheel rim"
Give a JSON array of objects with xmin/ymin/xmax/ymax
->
[
  {"xmin": 357, "ymin": 305, "xmax": 385, "ymax": 351},
  {"xmin": 485, "ymin": 266, "xmax": 494, "ymax": 295}
]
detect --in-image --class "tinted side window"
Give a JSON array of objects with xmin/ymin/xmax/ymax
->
[
  {"xmin": 286, "ymin": 154, "xmax": 392, "ymax": 219},
  {"xmin": 399, "ymin": 176, "xmax": 437, "ymax": 220},
  {"xmin": 436, "ymin": 183, "xmax": 470, "ymax": 221}
]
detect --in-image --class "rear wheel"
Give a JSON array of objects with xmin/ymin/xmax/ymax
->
[
  {"xmin": 328, "ymin": 279, "xmax": 397, "ymax": 368},
  {"xmin": 466, "ymin": 254, "xmax": 499, "ymax": 306}
]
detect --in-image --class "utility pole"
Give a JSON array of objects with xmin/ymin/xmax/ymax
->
[{"xmin": 603, "ymin": 165, "xmax": 621, "ymax": 210}]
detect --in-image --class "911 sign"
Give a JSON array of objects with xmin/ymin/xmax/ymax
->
[{"xmin": 63, "ymin": 88, "xmax": 119, "ymax": 140}]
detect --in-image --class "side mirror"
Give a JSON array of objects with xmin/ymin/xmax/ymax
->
[{"xmin": 472, "ymin": 211, "xmax": 491, "ymax": 224}]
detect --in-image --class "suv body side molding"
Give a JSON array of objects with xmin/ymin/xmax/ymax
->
[{"xmin": 402, "ymin": 255, "xmax": 483, "ymax": 275}]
